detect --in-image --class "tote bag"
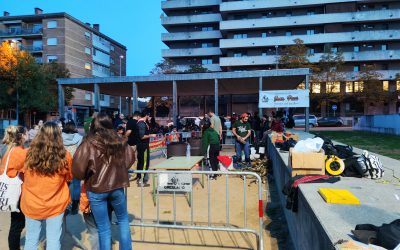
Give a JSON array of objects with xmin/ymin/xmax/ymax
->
[{"xmin": 0, "ymin": 148, "xmax": 23, "ymax": 212}]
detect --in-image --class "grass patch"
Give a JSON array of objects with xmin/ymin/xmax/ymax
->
[{"xmin": 312, "ymin": 131, "xmax": 400, "ymax": 160}]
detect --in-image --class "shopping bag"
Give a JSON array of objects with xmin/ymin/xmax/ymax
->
[{"xmin": 0, "ymin": 148, "xmax": 23, "ymax": 212}]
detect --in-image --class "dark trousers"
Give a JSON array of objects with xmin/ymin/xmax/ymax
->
[
  {"xmin": 137, "ymin": 143, "xmax": 150, "ymax": 182},
  {"xmin": 9, "ymin": 211, "xmax": 25, "ymax": 250},
  {"xmin": 209, "ymin": 144, "xmax": 220, "ymax": 172}
]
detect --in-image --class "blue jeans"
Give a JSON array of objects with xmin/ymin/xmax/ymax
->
[
  {"xmin": 69, "ymin": 178, "xmax": 81, "ymax": 201},
  {"xmin": 235, "ymin": 140, "xmax": 250, "ymax": 162},
  {"xmin": 87, "ymin": 188, "xmax": 132, "ymax": 250},
  {"xmin": 25, "ymin": 213, "xmax": 64, "ymax": 250}
]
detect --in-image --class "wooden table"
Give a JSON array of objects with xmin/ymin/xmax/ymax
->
[{"xmin": 150, "ymin": 156, "xmax": 204, "ymax": 206}]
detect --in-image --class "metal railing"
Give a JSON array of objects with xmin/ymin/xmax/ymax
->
[
  {"xmin": 128, "ymin": 170, "xmax": 265, "ymax": 250},
  {"xmin": 0, "ymin": 28, "xmax": 43, "ymax": 36}
]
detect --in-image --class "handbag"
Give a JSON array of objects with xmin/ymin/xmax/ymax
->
[{"xmin": 0, "ymin": 148, "xmax": 23, "ymax": 212}]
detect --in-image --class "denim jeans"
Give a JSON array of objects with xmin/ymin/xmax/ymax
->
[
  {"xmin": 69, "ymin": 178, "xmax": 81, "ymax": 201},
  {"xmin": 87, "ymin": 188, "xmax": 132, "ymax": 250},
  {"xmin": 25, "ymin": 213, "xmax": 64, "ymax": 250},
  {"xmin": 235, "ymin": 140, "xmax": 250, "ymax": 162}
]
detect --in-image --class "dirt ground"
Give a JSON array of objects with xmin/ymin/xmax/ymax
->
[{"xmin": 0, "ymin": 155, "xmax": 280, "ymax": 250}]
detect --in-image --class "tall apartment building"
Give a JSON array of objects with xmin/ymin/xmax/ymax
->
[
  {"xmin": 161, "ymin": 0, "xmax": 400, "ymax": 116},
  {"xmin": 0, "ymin": 8, "xmax": 127, "ymax": 125}
]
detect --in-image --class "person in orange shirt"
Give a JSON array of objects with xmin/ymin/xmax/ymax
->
[
  {"xmin": 21, "ymin": 122, "xmax": 72, "ymax": 250},
  {"xmin": 0, "ymin": 125, "xmax": 28, "ymax": 250}
]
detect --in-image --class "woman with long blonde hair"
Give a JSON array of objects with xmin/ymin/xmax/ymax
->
[
  {"xmin": 0, "ymin": 125, "xmax": 28, "ymax": 250},
  {"xmin": 21, "ymin": 122, "xmax": 72, "ymax": 250}
]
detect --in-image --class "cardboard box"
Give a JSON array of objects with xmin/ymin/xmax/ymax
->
[{"xmin": 289, "ymin": 148, "xmax": 325, "ymax": 177}]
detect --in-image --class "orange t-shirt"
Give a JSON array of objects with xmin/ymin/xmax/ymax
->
[
  {"xmin": 0, "ymin": 146, "xmax": 28, "ymax": 178},
  {"xmin": 21, "ymin": 152, "xmax": 72, "ymax": 220}
]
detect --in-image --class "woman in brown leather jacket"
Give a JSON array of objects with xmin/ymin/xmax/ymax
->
[{"xmin": 72, "ymin": 113, "xmax": 135, "ymax": 250}]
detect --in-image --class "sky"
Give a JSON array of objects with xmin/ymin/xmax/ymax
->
[{"xmin": 0, "ymin": 0, "xmax": 166, "ymax": 75}]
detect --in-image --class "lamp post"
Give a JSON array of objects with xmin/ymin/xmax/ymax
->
[
  {"xmin": 275, "ymin": 45, "xmax": 279, "ymax": 70},
  {"xmin": 119, "ymin": 55, "xmax": 124, "ymax": 114},
  {"xmin": 9, "ymin": 40, "xmax": 20, "ymax": 124}
]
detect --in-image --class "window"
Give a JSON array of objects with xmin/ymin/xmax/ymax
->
[
  {"xmin": 382, "ymin": 64, "xmax": 389, "ymax": 70},
  {"xmin": 110, "ymin": 97, "xmax": 115, "ymax": 104},
  {"xmin": 262, "ymin": 52, "xmax": 267, "ymax": 56},
  {"xmin": 382, "ymin": 4, "xmax": 389, "ymax": 10},
  {"xmin": 346, "ymin": 82, "xmax": 353, "ymax": 93},
  {"xmin": 307, "ymin": 10, "xmax": 315, "ymax": 15},
  {"xmin": 382, "ymin": 44, "xmax": 388, "ymax": 51},
  {"xmin": 233, "ymin": 34, "xmax": 247, "ymax": 39},
  {"xmin": 100, "ymin": 94, "xmax": 105, "ymax": 101},
  {"xmin": 331, "ymin": 47, "xmax": 338, "ymax": 53},
  {"xmin": 85, "ymin": 62, "xmax": 92, "ymax": 70},
  {"xmin": 47, "ymin": 20, "xmax": 57, "ymax": 29},
  {"xmin": 201, "ymin": 58, "xmax": 212, "ymax": 65},
  {"xmin": 33, "ymin": 23, "xmax": 43, "ymax": 32},
  {"xmin": 84, "ymin": 31, "xmax": 91, "ymax": 38},
  {"xmin": 382, "ymin": 24, "xmax": 389, "ymax": 30},
  {"xmin": 366, "ymin": 24, "xmax": 374, "ymax": 29},
  {"xmin": 33, "ymin": 40, "xmax": 42, "ymax": 51},
  {"xmin": 202, "ymin": 43, "xmax": 213, "ymax": 48},
  {"xmin": 47, "ymin": 38, "xmax": 57, "ymax": 46},
  {"xmin": 353, "ymin": 65, "xmax": 360, "ymax": 72},
  {"xmin": 307, "ymin": 29, "xmax": 315, "ymax": 35},
  {"xmin": 326, "ymin": 82, "xmax": 340, "ymax": 93},
  {"xmin": 354, "ymin": 81, "xmax": 364, "ymax": 92},
  {"xmin": 110, "ymin": 45, "xmax": 114, "ymax": 51},
  {"xmin": 47, "ymin": 55, "xmax": 58, "ymax": 63},
  {"xmin": 383, "ymin": 81, "xmax": 389, "ymax": 91},
  {"xmin": 234, "ymin": 14, "xmax": 247, "ymax": 20},
  {"xmin": 366, "ymin": 44, "xmax": 374, "ymax": 49},
  {"xmin": 261, "ymin": 13, "xmax": 268, "ymax": 19},
  {"xmin": 355, "ymin": 25, "xmax": 361, "ymax": 32},
  {"xmin": 354, "ymin": 46, "xmax": 360, "ymax": 52},
  {"xmin": 110, "ymin": 58, "xmax": 115, "ymax": 64},
  {"xmin": 261, "ymin": 32, "xmax": 267, "ymax": 38},
  {"xmin": 308, "ymin": 48, "xmax": 315, "ymax": 55},
  {"xmin": 397, "ymin": 81, "xmax": 400, "ymax": 91},
  {"xmin": 234, "ymin": 52, "xmax": 245, "ymax": 57},
  {"xmin": 285, "ymin": 31, "xmax": 292, "ymax": 36},
  {"xmin": 85, "ymin": 92, "xmax": 92, "ymax": 100},
  {"xmin": 85, "ymin": 47, "xmax": 91, "ymax": 55},
  {"xmin": 312, "ymin": 83, "xmax": 321, "ymax": 93},
  {"xmin": 286, "ymin": 11, "xmax": 292, "ymax": 17},
  {"xmin": 202, "ymin": 27, "xmax": 213, "ymax": 31}
]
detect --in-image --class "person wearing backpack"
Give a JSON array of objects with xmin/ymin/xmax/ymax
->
[
  {"xmin": 0, "ymin": 125, "xmax": 28, "ymax": 250},
  {"xmin": 62, "ymin": 121, "xmax": 83, "ymax": 214},
  {"xmin": 22, "ymin": 122, "xmax": 73, "ymax": 250}
]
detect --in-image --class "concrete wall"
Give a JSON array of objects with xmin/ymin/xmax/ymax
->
[{"xmin": 353, "ymin": 114, "xmax": 400, "ymax": 135}]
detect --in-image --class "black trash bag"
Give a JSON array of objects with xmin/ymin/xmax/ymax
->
[
  {"xmin": 353, "ymin": 219, "xmax": 400, "ymax": 249},
  {"xmin": 334, "ymin": 144, "xmax": 355, "ymax": 159},
  {"xmin": 279, "ymin": 138, "xmax": 297, "ymax": 152}
]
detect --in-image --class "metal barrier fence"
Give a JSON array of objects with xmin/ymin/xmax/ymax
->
[{"xmin": 128, "ymin": 170, "xmax": 264, "ymax": 250}]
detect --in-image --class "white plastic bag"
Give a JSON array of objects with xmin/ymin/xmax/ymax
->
[
  {"xmin": 293, "ymin": 137, "xmax": 324, "ymax": 153},
  {"xmin": 0, "ymin": 148, "xmax": 23, "ymax": 212}
]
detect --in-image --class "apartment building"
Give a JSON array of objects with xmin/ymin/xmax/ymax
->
[
  {"xmin": 161, "ymin": 0, "xmax": 400, "ymax": 116},
  {"xmin": 0, "ymin": 8, "xmax": 127, "ymax": 125}
]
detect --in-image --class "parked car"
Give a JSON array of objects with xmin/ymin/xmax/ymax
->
[
  {"xmin": 292, "ymin": 115, "xmax": 318, "ymax": 127},
  {"xmin": 317, "ymin": 117, "xmax": 344, "ymax": 127}
]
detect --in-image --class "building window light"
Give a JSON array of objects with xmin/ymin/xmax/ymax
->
[
  {"xmin": 383, "ymin": 81, "xmax": 389, "ymax": 91},
  {"xmin": 346, "ymin": 82, "xmax": 353, "ymax": 93},
  {"xmin": 85, "ymin": 62, "xmax": 92, "ymax": 70}
]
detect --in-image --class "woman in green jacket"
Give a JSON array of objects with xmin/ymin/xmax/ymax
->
[{"xmin": 201, "ymin": 119, "xmax": 220, "ymax": 180}]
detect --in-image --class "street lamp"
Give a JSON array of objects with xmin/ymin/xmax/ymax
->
[
  {"xmin": 119, "ymin": 55, "xmax": 124, "ymax": 114},
  {"xmin": 275, "ymin": 45, "xmax": 279, "ymax": 70}
]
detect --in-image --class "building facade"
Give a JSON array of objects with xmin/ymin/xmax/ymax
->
[
  {"xmin": 161, "ymin": 0, "xmax": 400, "ymax": 116},
  {"xmin": 0, "ymin": 8, "xmax": 127, "ymax": 125}
]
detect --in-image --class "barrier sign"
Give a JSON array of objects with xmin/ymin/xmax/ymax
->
[
  {"xmin": 158, "ymin": 173, "xmax": 192, "ymax": 192},
  {"xmin": 259, "ymin": 89, "xmax": 309, "ymax": 108}
]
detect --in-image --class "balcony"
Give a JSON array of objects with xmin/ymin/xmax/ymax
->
[
  {"xmin": 162, "ymin": 13, "xmax": 221, "ymax": 26},
  {"xmin": 162, "ymin": 30, "xmax": 222, "ymax": 42},
  {"xmin": 162, "ymin": 0, "xmax": 220, "ymax": 10},
  {"xmin": 220, "ymin": 50, "xmax": 400, "ymax": 67},
  {"xmin": 220, "ymin": 10, "xmax": 400, "ymax": 31},
  {"xmin": 92, "ymin": 34, "xmax": 111, "ymax": 53},
  {"xmin": 0, "ymin": 28, "xmax": 43, "ymax": 37},
  {"xmin": 93, "ymin": 65, "xmax": 111, "ymax": 78},
  {"xmin": 174, "ymin": 63, "xmax": 221, "ymax": 72},
  {"xmin": 345, "ymin": 70, "xmax": 400, "ymax": 80},
  {"xmin": 20, "ymin": 45, "xmax": 43, "ymax": 53},
  {"xmin": 162, "ymin": 47, "xmax": 222, "ymax": 57},
  {"xmin": 220, "ymin": 0, "xmax": 362, "ymax": 12},
  {"xmin": 220, "ymin": 30, "xmax": 400, "ymax": 49}
]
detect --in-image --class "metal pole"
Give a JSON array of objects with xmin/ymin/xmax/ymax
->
[
  {"xmin": 173, "ymin": 80, "xmax": 177, "ymax": 126},
  {"xmin": 259, "ymin": 77, "xmax": 263, "ymax": 118},
  {"xmin": 305, "ymin": 74, "xmax": 310, "ymax": 133},
  {"xmin": 119, "ymin": 96, "xmax": 122, "ymax": 114},
  {"xmin": 132, "ymin": 82, "xmax": 138, "ymax": 112},
  {"xmin": 214, "ymin": 79, "xmax": 218, "ymax": 116},
  {"xmin": 94, "ymin": 83, "xmax": 100, "ymax": 112},
  {"xmin": 275, "ymin": 45, "xmax": 279, "ymax": 70},
  {"xmin": 58, "ymin": 84, "xmax": 65, "ymax": 120},
  {"xmin": 119, "ymin": 55, "xmax": 123, "ymax": 114}
]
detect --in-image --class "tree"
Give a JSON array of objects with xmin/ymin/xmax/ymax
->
[
  {"xmin": 42, "ymin": 62, "xmax": 73, "ymax": 104},
  {"xmin": 278, "ymin": 39, "xmax": 311, "ymax": 69},
  {"xmin": 183, "ymin": 64, "xmax": 210, "ymax": 73},
  {"xmin": 150, "ymin": 59, "xmax": 179, "ymax": 75}
]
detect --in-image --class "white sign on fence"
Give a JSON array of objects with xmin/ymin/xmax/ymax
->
[
  {"xmin": 158, "ymin": 173, "xmax": 192, "ymax": 192},
  {"xmin": 259, "ymin": 89, "xmax": 309, "ymax": 108}
]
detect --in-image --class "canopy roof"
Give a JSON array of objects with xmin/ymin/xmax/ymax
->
[{"xmin": 57, "ymin": 68, "xmax": 310, "ymax": 97}]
